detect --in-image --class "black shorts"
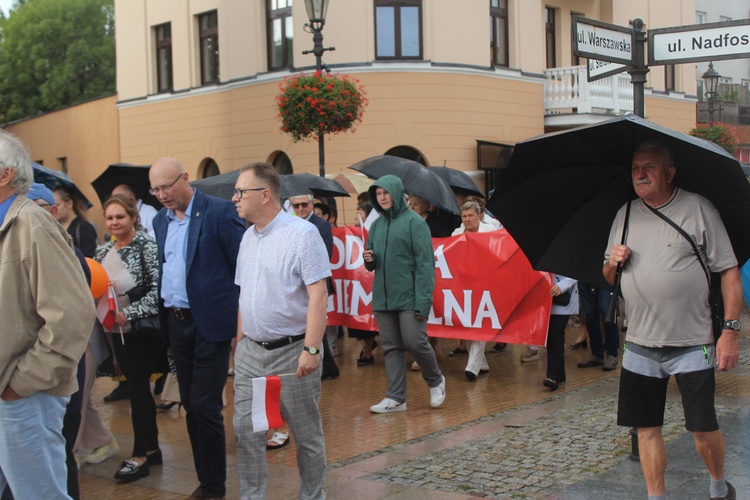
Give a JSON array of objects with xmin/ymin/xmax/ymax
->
[{"xmin": 617, "ymin": 367, "xmax": 719, "ymax": 432}]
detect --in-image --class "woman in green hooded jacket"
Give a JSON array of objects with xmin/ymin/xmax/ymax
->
[{"xmin": 363, "ymin": 175, "xmax": 446, "ymax": 413}]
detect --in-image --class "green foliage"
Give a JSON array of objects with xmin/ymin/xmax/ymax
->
[
  {"xmin": 0, "ymin": 0, "xmax": 115, "ymax": 122},
  {"xmin": 718, "ymin": 88, "xmax": 741, "ymax": 103},
  {"xmin": 276, "ymin": 71, "xmax": 367, "ymax": 142},
  {"xmin": 689, "ymin": 122, "xmax": 738, "ymax": 155}
]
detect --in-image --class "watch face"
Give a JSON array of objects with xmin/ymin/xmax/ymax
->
[
  {"xmin": 306, "ymin": 346, "xmax": 319, "ymax": 354},
  {"xmin": 724, "ymin": 320, "xmax": 741, "ymax": 331}
]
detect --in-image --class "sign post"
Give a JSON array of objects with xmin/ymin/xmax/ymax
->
[{"xmin": 649, "ymin": 19, "xmax": 750, "ymax": 65}]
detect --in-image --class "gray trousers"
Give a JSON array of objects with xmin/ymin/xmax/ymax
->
[
  {"xmin": 233, "ymin": 338, "xmax": 326, "ymax": 500},
  {"xmin": 374, "ymin": 310, "xmax": 443, "ymax": 403}
]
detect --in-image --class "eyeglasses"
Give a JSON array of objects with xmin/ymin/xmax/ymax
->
[
  {"xmin": 233, "ymin": 187, "xmax": 266, "ymax": 199},
  {"xmin": 149, "ymin": 173, "xmax": 184, "ymax": 195},
  {"xmin": 292, "ymin": 202, "xmax": 310, "ymax": 209}
]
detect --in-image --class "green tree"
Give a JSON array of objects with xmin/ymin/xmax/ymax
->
[{"xmin": 0, "ymin": 0, "xmax": 115, "ymax": 122}]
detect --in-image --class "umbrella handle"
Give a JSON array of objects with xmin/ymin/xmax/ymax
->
[{"xmin": 604, "ymin": 197, "xmax": 633, "ymax": 323}]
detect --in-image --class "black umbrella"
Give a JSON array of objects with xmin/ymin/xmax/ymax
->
[
  {"xmin": 349, "ymin": 156, "xmax": 460, "ymax": 214},
  {"xmin": 32, "ymin": 163, "xmax": 93, "ymax": 209},
  {"xmin": 91, "ymin": 163, "xmax": 160, "ymax": 208},
  {"xmin": 486, "ymin": 114, "xmax": 750, "ymax": 291},
  {"xmin": 191, "ymin": 171, "xmax": 349, "ymax": 200},
  {"xmin": 280, "ymin": 173, "xmax": 349, "ymax": 198},
  {"xmin": 430, "ymin": 166, "xmax": 485, "ymax": 198}
]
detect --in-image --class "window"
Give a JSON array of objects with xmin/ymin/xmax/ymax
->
[
  {"xmin": 665, "ymin": 65, "xmax": 675, "ymax": 91},
  {"xmin": 199, "ymin": 158, "xmax": 220, "ymax": 178},
  {"xmin": 375, "ymin": 0, "xmax": 422, "ymax": 60},
  {"xmin": 490, "ymin": 0, "xmax": 508, "ymax": 67},
  {"xmin": 695, "ymin": 11, "xmax": 706, "ymax": 24},
  {"xmin": 385, "ymin": 146, "xmax": 426, "ymax": 165},
  {"xmin": 267, "ymin": 0, "xmax": 293, "ymax": 70},
  {"xmin": 271, "ymin": 151, "xmax": 293, "ymax": 174},
  {"xmin": 545, "ymin": 7, "xmax": 556, "ymax": 68},
  {"xmin": 199, "ymin": 11, "xmax": 219, "ymax": 85},
  {"xmin": 155, "ymin": 23, "xmax": 173, "ymax": 93}
]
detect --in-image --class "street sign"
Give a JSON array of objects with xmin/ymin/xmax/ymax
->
[
  {"xmin": 573, "ymin": 16, "xmax": 635, "ymax": 66},
  {"xmin": 649, "ymin": 18, "xmax": 750, "ymax": 65},
  {"xmin": 587, "ymin": 58, "xmax": 630, "ymax": 82}
]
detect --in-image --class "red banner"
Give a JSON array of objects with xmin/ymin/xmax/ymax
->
[{"xmin": 328, "ymin": 226, "xmax": 552, "ymax": 346}]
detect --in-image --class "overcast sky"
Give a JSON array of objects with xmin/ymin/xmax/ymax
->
[{"xmin": 0, "ymin": 0, "xmax": 15, "ymax": 16}]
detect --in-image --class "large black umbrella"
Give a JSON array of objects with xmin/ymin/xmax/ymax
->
[
  {"xmin": 191, "ymin": 171, "xmax": 349, "ymax": 200},
  {"xmin": 486, "ymin": 114, "xmax": 750, "ymax": 291},
  {"xmin": 430, "ymin": 166, "xmax": 485, "ymax": 198},
  {"xmin": 280, "ymin": 173, "xmax": 349, "ymax": 198},
  {"xmin": 91, "ymin": 163, "xmax": 160, "ymax": 208},
  {"xmin": 349, "ymin": 156, "xmax": 461, "ymax": 214},
  {"xmin": 32, "ymin": 163, "xmax": 93, "ymax": 209}
]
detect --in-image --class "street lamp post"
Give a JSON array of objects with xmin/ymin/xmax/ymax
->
[
  {"xmin": 303, "ymin": 0, "xmax": 335, "ymax": 177},
  {"xmin": 702, "ymin": 62, "xmax": 722, "ymax": 126}
]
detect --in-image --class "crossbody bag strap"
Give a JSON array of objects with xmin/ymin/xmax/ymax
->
[{"xmin": 644, "ymin": 204, "xmax": 711, "ymax": 288}]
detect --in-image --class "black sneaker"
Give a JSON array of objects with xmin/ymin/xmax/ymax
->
[
  {"xmin": 577, "ymin": 355, "xmax": 604, "ymax": 368},
  {"xmin": 104, "ymin": 382, "xmax": 129, "ymax": 402}
]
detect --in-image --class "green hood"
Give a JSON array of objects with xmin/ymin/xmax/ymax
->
[{"xmin": 368, "ymin": 175, "xmax": 408, "ymax": 217}]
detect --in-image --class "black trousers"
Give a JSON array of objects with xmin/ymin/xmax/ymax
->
[
  {"xmin": 545, "ymin": 314, "xmax": 570, "ymax": 383},
  {"xmin": 112, "ymin": 331, "xmax": 164, "ymax": 457},
  {"xmin": 168, "ymin": 313, "xmax": 231, "ymax": 498}
]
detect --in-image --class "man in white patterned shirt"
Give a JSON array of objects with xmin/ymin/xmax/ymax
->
[{"xmin": 232, "ymin": 162, "xmax": 330, "ymax": 500}]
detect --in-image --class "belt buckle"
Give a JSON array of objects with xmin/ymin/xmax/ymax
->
[{"xmin": 173, "ymin": 308, "xmax": 184, "ymax": 320}]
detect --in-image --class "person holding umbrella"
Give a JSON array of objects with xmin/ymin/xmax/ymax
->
[
  {"xmin": 605, "ymin": 141, "xmax": 741, "ymax": 500},
  {"xmin": 363, "ymin": 175, "xmax": 446, "ymax": 413}
]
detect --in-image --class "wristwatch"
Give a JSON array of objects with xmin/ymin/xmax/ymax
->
[
  {"xmin": 723, "ymin": 319, "xmax": 741, "ymax": 331},
  {"xmin": 303, "ymin": 346, "xmax": 320, "ymax": 355}
]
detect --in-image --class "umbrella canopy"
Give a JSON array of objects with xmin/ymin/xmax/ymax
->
[
  {"xmin": 349, "ymin": 156, "xmax": 460, "ymax": 215},
  {"xmin": 91, "ymin": 163, "xmax": 160, "ymax": 208},
  {"xmin": 326, "ymin": 172, "xmax": 374, "ymax": 196},
  {"xmin": 280, "ymin": 173, "xmax": 349, "ymax": 198},
  {"xmin": 430, "ymin": 166, "xmax": 485, "ymax": 199},
  {"xmin": 486, "ymin": 113, "xmax": 750, "ymax": 291},
  {"xmin": 191, "ymin": 171, "xmax": 349, "ymax": 201},
  {"xmin": 32, "ymin": 163, "xmax": 92, "ymax": 209}
]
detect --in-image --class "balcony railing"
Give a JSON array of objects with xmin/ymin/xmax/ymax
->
[{"xmin": 544, "ymin": 65, "xmax": 634, "ymax": 116}]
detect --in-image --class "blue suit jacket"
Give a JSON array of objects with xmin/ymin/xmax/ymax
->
[{"xmin": 153, "ymin": 189, "xmax": 245, "ymax": 342}]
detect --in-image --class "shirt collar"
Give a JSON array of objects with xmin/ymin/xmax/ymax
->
[{"xmin": 166, "ymin": 189, "xmax": 196, "ymax": 222}]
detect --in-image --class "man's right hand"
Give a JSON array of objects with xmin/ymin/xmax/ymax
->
[{"xmin": 609, "ymin": 244, "xmax": 631, "ymax": 268}]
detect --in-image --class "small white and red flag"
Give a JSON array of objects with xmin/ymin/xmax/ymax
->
[
  {"xmin": 101, "ymin": 282, "xmax": 118, "ymax": 331},
  {"xmin": 251, "ymin": 375, "xmax": 283, "ymax": 432}
]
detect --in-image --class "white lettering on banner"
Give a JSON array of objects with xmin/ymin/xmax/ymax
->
[
  {"xmin": 434, "ymin": 244, "xmax": 453, "ymax": 279},
  {"xmin": 331, "ymin": 278, "xmax": 372, "ymax": 315},
  {"xmin": 331, "ymin": 234, "xmax": 365, "ymax": 270},
  {"xmin": 428, "ymin": 289, "xmax": 501, "ymax": 329}
]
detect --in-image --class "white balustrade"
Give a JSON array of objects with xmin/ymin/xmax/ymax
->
[{"xmin": 544, "ymin": 66, "xmax": 633, "ymax": 116}]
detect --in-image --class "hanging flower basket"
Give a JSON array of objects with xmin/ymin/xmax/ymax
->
[
  {"xmin": 689, "ymin": 122, "xmax": 738, "ymax": 155},
  {"xmin": 276, "ymin": 71, "xmax": 367, "ymax": 142}
]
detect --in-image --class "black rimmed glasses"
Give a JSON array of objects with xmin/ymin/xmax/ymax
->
[
  {"xmin": 149, "ymin": 173, "xmax": 184, "ymax": 195},
  {"xmin": 233, "ymin": 187, "xmax": 266, "ymax": 199}
]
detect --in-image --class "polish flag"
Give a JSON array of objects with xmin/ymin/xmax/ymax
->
[
  {"xmin": 101, "ymin": 282, "xmax": 118, "ymax": 330},
  {"xmin": 251, "ymin": 375, "xmax": 283, "ymax": 432}
]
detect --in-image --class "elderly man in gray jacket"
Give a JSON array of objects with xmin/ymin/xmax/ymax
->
[{"xmin": 0, "ymin": 130, "xmax": 95, "ymax": 499}]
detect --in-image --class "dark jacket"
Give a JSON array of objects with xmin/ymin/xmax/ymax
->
[
  {"xmin": 307, "ymin": 212, "xmax": 335, "ymax": 295},
  {"xmin": 365, "ymin": 175, "xmax": 435, "ymax": 317},
  {"xmin": 152, "ymin": 189, "xmax": 245, "ymax": 343}
]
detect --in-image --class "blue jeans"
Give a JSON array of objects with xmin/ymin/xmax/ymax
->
[
  {"xmin": 578, "ymin": 283, "xmax": 620, "ymax": 358},
  {"xmin": 0, "ymin": 392, "xmax": 70, "ymax": 499}
]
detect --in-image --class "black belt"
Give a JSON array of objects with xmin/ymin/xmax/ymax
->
[
  {"xmin": 170, "ymin": 308, "xmax": 192, "ymax": 321},
  {"xmin": 252, "ymin": 333, "xmax": 306, "ymax": 350}
]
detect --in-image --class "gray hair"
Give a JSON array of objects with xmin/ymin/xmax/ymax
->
[
  {"xmin": 290, "ymin": 194, "xmax": 314, "ymax": 203},
  {"xmin": 460, "ymin": 200, "xmax": 482, "ymax": 214},
  {"xmin": 0, "ymin": 129, "xmax": 33, "ymax": 195},
  {"xmin": 634, "ymin": 140, "xmax": 675, "ymax": 168}
]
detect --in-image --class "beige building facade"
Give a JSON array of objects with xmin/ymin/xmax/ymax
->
[{"xmin": 6, "ymin": 0, "xmax": 699, "ymax": 227}]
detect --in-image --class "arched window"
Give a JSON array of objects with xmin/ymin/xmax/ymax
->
[
  {"xmin": 199, "ymin": 158, "xmax": 220, "ymax": 178},
  {"xmin": 270, "ymin": 151, "xmax": 293, "ymax": 174},
  {"xmin": 384, "ymin": 146, "xmax": 427, "ymax": 165}
]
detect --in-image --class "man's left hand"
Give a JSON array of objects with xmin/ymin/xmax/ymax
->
[
  {"xmin": 1, "ymin": 385, "xmax": 22, "ymax": 401},
  {"xmin": 716, "ymin": 333, "xmax": 740, "ymax": 372},
  {"xmin": 297, "ymin": 350, "xmax": 321, "ymax": 378}
]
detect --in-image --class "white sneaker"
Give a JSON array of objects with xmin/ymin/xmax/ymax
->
[
  {"xmin": 369, "ymin": 397, "xmax": 407, "ymax": 413},
  {"xmin": 430, "ymin": 375, "xmax": 446, "ymax": 408},
  {"xmin": 82, "ymin": 439, "xmax": 119, "ymax": 465}
]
